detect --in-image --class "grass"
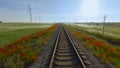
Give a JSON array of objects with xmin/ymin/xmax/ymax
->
[
  {"xmin": 74, "ymin": 23, "xmax": 120, "ymax": 38},
  {"xmin": 0, "ymin": 24, "xmax": 58, "ymax": 68},
  {"xmin": 0, "ymin": 23, "xmax": 52, "ymax": 46},
  {"xmin": 0, "ymin": 23, "xmax": 52, "ymax": 33},
  {"xmin": 66, "ymin": 25, "xmax": 120, "ymax": 68},
  {"xmin": 0, "ymin": 28, "xmax": 44, "ymax": 46},
  {"xmin": 69, "ymin": 23, "xmax": 120, "ymax": 46}
]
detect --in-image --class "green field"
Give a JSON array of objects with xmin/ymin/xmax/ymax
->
[
  {"xmin": 0, "ymin": 23, "xmax": 52, "ymax": 46},
  {"xmin": 68, "ymin": 23, "xmax": 120, "ymax": 45},
  {"xmin": 66, "ymin": 24, "xmax": 120, "ymax": 68},
  {"xmin": 74, "ymin": 23, "xmax": 120, "ymax": 38}
]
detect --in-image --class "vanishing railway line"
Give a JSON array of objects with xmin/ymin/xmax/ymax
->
[
  {"xmin": 45, "ymin": 25, "xmax": 89, "ymax": 68},
  {"xmin": 31, "ymin": 24, "xmax": 104, "ymax": 68}
]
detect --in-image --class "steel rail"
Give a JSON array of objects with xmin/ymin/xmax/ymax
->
[
  {"xmin": 49, "ymin": 26, "xmax": 61, "ymax": 68},
  {"xmin": 49, "ymin": 25, "xmax": 86, "ymax": 68},
  {"xmin": 63, "ymin": 26, "xmax": 86, "ymax": 68}
]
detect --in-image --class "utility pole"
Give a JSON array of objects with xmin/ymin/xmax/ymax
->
[
  {"xmin": 102, "ymin": 15, "xmax": 107, "ymax": 34},
  {"xmin": 28, "ymin": 4, "xmax": 32, "ymax": 23}
]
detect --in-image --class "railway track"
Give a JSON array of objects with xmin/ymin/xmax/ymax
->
[{"xmin": 46, "ymin": 25, "xmax": 89, "ymax": 68}]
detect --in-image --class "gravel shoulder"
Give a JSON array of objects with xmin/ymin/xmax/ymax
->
[
  {"xmin": 30, "ymin": 27, "xmax": 59, "ymax": 68},
  {"xmin": 66, "ymin": 28, "xmax": 114, "ymax": 68},
  {"xmin": 30, "ymin": 25, "xmax": 113, "ymax": 68}
]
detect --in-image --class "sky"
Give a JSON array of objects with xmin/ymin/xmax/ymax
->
[{"xmin": 0, "ymin": 0, "xmax": 120, "ymax": 22}]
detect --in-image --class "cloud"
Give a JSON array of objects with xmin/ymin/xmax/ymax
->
[{"xmin": 80, "ymin": 0, "xmax": 101, "ymax": 17}]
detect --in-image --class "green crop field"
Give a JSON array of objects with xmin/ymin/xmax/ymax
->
[
  {"xmin": 0, "ymin": 23, "xmax": 52, "ymax": 46},
  {"xmin": 68, "ymin": 23, "xmax": 120, "ymax": 46},
  {"xmin": 74, "ymin": 23, "xmax": 120, "ymax": 38},
  {"xmin": 66, "ymin": 23, "xmax": 120, "ymax": 68}
]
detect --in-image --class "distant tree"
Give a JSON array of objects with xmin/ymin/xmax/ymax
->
[{"xmin": 0, "ymin": 21, "xmax": 2, "ymax": 23}]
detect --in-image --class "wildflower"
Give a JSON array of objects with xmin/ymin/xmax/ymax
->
[
  {"xmin": 32, "ymin": 55, "xmax": 38, "ymax": 62},
  {"xmin": 0, "ymin": 48, "xmax": 2, "ymax": 52},
  {"xmin": 108, "ymin": 48, "xmax": 116, "ymax": 53},
  {"xmin": 117, "ymin": 58, "xmax": 120, "ymax": 61},
  {"xmin": 22, "ymin": 53, "xmax": 26, "ymax": 58},
  {"xmin": 93, "ymin": 40, "xmax": 105, "ymax": 48},
  {"xmin": 86, "ymin": 36, "xmax": 94, "ymax": 41},
  {"xmin": 105, "ymin": 54, "xmax": 110, "ymax": 59}
]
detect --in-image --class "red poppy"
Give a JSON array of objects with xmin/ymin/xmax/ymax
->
[
  {"xmin": 108, "ymin": 48, "xmax": 116, "ymax": 53},
  {"xmin": 86, "ymin": 36, "xmax": 94, "ymax": 41},
  {"xmin": 105, "ymin": 54, "xmax": 110, "ymax": 59},
  {"xmin": 0, "ymin": 48, "xmax": 2, "ymax": 51},
  {"xmin": 117, "ymin": 58, "xmax": 120, "ymax": 61},
  {"xmin": 2, "ymin": 51, "xmax": 6, "ymax": 55},
  {"xmin": 93, "ymin": 40, "xmax": 105, "ymax": 48},
  {"xmin": 32, "ymin": 55, "xmax": 38, "ymax": 62},
  {"xmin": 22, "ymin": 53, "xmax": 26, "ymax": 58}
]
